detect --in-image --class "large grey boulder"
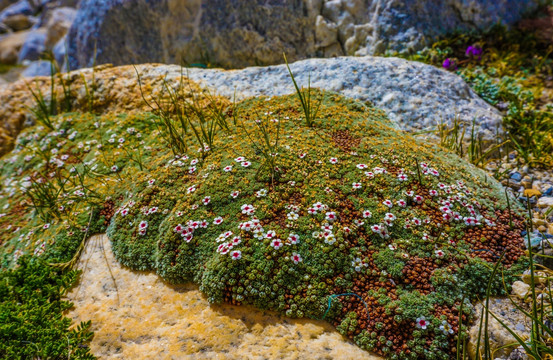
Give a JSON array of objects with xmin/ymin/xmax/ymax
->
[
  {"xmin": 17, "ymin": 27, "xmax": 45, "ymax": 62},
  {"xmin": 52, "ymin": 35, "xmax": 65, "ymax": 67},
  {"xmin": 66, "ymin": 0, "xmax": 540, "ymax": 70},
  {"xmin": 136, "ymin": 56, "xmax": 503, "ymax": 139},
  {"xmin": 20, "ymin": 59, "xmax": 54, "ymax": 77}
]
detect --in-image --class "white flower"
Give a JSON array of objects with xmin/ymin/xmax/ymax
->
[{"xmin": 287, "ymin": 212, "xmax": 299, "ymax": 221}]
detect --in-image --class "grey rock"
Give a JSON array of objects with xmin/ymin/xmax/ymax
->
[
  {"xmin": 20, "ymin": 59, "xmax": 55, "ymax": 77},
  {"xmin": 66, "ymin": 0, "xmax": 540, "ymax": 70},
  {"xmin": 17, "ymin": 27, "xmax": 45, "ymax": 62},
  {"xmin": 182, "ymin": 56, "xmax": 503, "ymax": 138},
  {"xmin": 52, "ymin": 35, "xmax": 65, "ymax": 68},
  {"xmin": 508, "ymin": 346, "xmax": 529, "ymax": 360},
  {"xmin": 0, "ymin": 0, "xmax": 34, "ymax": 22}
]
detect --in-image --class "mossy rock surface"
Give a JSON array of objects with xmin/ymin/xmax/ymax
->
[{"xmin": 0, "ymin": 88, "xmax": 527, "ymax": 359}]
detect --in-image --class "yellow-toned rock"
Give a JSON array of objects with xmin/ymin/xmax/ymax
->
[
  {"xmin": 523, "ymin": 189, "xmax": 541, "ymax": 198},
  {"xmin": 66, "ymin": 234, "xmax": 383, "ymax": 360},
  {"xmin": 0, "ymin": 64, "xmax": 216, "ymax": 157}
]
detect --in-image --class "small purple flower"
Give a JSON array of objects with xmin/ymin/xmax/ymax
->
[
  {"xmin": 465, "ymin": 45, "xmax": 482, "ymax": 60},
  {"xmin": 442, "ymin": 58, "xmax": 457, "ymax": 70}
]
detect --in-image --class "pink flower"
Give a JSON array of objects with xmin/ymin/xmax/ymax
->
[
  {"xmin": 326, "ymin": 212, "xmax": 337, "ymax": 222},
  {"xmin": 187, "ymin": 185, "xmax": 197, "ymax": 194},
  {"xmin": 219, "ymin": 244, "xmax": 230, "ymax": 254},
  {"xmin": 329, "ymin": 157, "xmax": 338, "ymax": 164},
  {"xmin": 213, "ymin": 217, "xmax": 223, "ymax": 225},
  {"xmin": 241, "ymin": 204, "xmax": 255, "ymax": 215},
  {"xmin": 230, "ymin": 190, "xmax": 240, "ymax": 198},
  {"xmin": 362, "ymin": 210, "xmax": 372, "ymax": 218},
  {"xmin": 224, "ymin": 165, "xmax": 233, "ymax": 172},
  {"xmin": 414, "ymin": 195, "xmax": 423, "ymax": 204},
  {"xmin": 202, "ymin": 196, "xmax": 211, "ymax": 205},
  {"xmin": 412, "ymin": 218, "xmax": 421, "ymax": 226},
  {"xmin": 291, "ymin": 252, "xmax": 302, "ymax": 264},
  {"xmin": 139, "ymin": 221, "xmax": 148, "ymax": 230},
  {"xmin": 241, "ymin": 161, "xmax": 251, "ymax": 167},
  {"xmin": 388, "ymin": 244, "xmax": 397, "ymax": 251},
  {"xmin": 174, "ymin": 224, "xmax": 184, "ymax": 233},
  {"xmin": 230, "ymin": 250, "xmax": 242, "ymax": 260},
  {"xmin": 356, "ymin": 164, "xmax": 368, "ymax": 169},
  {"xmin": 298, "ymin": 153, "xmax": 307, "ymax": 159},
  {"xmin": 352, "ymin": 182, "xmax": 362, "ymax": 190},
  {"xmin": 371, "ymin": 224, "xmax": 382, "ymax": 233},
  {"xmin": 416, "ymin": 316, "xmax": 428, "ymax": 330},
  {"xmin": 271, "ymin": 239, "xmax": 283, "ymax": 249},
  {"xmin": 396, "ymin": 199, "xmax": 407, "ymax": 207},
  {"xmin": 288, "ymin": 233, "xmax": 299, "ymax": 244},
  {"xmin": 384, "ymin": 213, "xmax": 396, "ymax": 221},
  {"xmin": 120, "ymin": 208, "xmax": 129, "ymax": 216},
  {"xmin": 435, "ymin": 249, "xmax": 445, "ymax": 258},
  {"xmin": 43, "ymin": 223, "xmax": 50, "ymax": 230},
  {"xmin": 265, "ymin": 230, "xmax": 277, "ymax": 239},
  {"xmin": 308, "ymin": 208, "xmax": 317, "ymax": 215},
  {"xmin": 234, "ymin": 157, "xmax": 246, "ymax": 162},
  {"xmin": 429, "ymin": 190, "xmax": 438, "ymax": 196},
  {"xmin": 148, "ymin": 179, "xmax": 155, "ymax": 186},
  {"xmin": 383, "ymin": 199, "xmax": 393, "ymax": 208},
  {"xmin": 365, "ymin": 171, "xmax": 375, "ymax": 179},
  {"xmin": 231, "ymin": 236, "xmax": 241, "ymax": 245},
  {"xmin": 397, "ymin": 173, "xmax": 408, "ymax": 181}
]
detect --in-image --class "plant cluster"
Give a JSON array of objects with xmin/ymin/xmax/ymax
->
[
  {"xmin": 0, "ymin": 256, "xmax": 95, "ymax": 359},
  {"xmin": 0, "ymin": 79, "xmax": 531, "ymax": 359}
]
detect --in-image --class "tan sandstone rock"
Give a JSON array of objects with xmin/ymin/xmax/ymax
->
[
  {"xmin": 66, "ymin": 234, "xmax": 383, "ymax": 360},
  {"xmin": 0, "ymin": 29, "xmax": 29, "ymax": 63}
]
